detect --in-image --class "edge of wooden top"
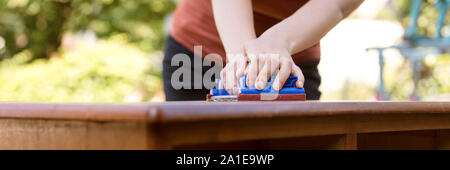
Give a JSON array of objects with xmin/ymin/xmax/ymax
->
[{"xmin": 0, "ymin": 101, "xmax": 449, "ymax": 123}]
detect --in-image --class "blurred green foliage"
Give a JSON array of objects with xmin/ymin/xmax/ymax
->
[
  {"xmin": 377, "ymin": 0, "xmax": 450, "ymax": 38},
  {"xmin": 385, "ymin": 54, "xmax": 450, "ymax": 100},
  {"xmin": 0, "ymin": 0, "xmax": 175, "ymax": 102},
  {"xmin": 0, "ymin": 34, "xmax": 162, "ymax": 102},
  {"xmin": 376, "ymin": 0, "xmax": 450, "ymax": 100},
  {"xmin": 0, "ymin": 0, "xmax": 176, "ymax": 60}
]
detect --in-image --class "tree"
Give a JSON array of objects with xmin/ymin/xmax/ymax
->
[{"xmin": 0, "ymin": 0, "xmax": 176, "ymax": 60}]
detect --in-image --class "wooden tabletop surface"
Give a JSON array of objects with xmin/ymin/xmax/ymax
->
[{"xmin": 0, "ymin": 101, "xmax": 449, "ymax": 123}]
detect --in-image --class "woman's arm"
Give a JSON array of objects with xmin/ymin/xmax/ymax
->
[
  {"xmin": 265, "ymin": 0, "xmax": 364, "ymax": 54},
  {"xmin": 245, "ymin": 0, "xmax": 364, "ymax": 90},
  {"xmin": 211, "ymin": 0, "xmax": 256, "ymax": 93},
  {"xmin": 212, "ymin": 0, "xmax": 256, "ymax": 54}
]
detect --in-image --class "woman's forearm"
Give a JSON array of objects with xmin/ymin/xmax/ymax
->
[
  {"xmin": 259, "ymin": 0, "xmax": 364, "ymax": 55},
  {"xmin": 212, "ymin": 0, "xmax": 257, "ymax": 92},
  {"xmin": 211, "ymin": 0, "xmax": 256, "ymax": 56}
]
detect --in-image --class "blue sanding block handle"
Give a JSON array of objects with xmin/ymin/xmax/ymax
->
[{"xmin": 210, "ymin": 76, "xmax": 305, "ymax": 96}]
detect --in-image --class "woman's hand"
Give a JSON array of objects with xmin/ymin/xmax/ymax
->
[{"xmin": 244, "ymin": 35, "xmax": 304, "ymax": 91}]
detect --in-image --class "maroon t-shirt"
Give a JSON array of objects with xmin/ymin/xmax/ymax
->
[{"xmin": 170, "ymin": 0, "xmax": 321, "ymax": 64}]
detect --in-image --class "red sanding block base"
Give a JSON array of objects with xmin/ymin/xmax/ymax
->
[
  {"xmin": 207, "ymin": 94, "xmax": 306, "ymax": 101},
  {"xmin": 237, "ymin": 94, "xmax": 306, "ymax": 101}
]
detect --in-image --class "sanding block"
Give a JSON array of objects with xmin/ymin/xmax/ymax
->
[{"xmin": 207, "ymin": 76, "xmax": 306, "ymax": 101}]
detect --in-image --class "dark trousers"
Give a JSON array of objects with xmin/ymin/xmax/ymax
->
[{"xmin": 162, "ymin": 36, "xmax": 321, "ymax": 101}]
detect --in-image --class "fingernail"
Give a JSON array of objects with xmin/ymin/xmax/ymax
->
[
  {"xmin": 273, "ymin": 81, "xmax": 280, "ymax": 91},
  {"xmin": 297, "ymin": 81, "xmax": 303, "ymax": 88},
  {"xmin": 256, "ymin": 81, "xmax": 265, "ymax": 90}
]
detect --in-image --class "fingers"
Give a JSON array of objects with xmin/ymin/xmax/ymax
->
[
  {"xmin": 225, "ymin": 62, "xmax": 238, "ymax": 94},
  {"xmin": 272, "ymin": 58, "xmax": 292, "ymax": 91},
  {"xmin": 255, "ymin": 56, "xmax": 271, "ymax": 90},
  {"xmin": 268, "ymin": 54, "xmax": 280, "ymax": 78},
  {"xmin": 255, "ymin": 54, "xmax": 283, "ymax": 90},
  {"xmin": 246, "ymin": 54, "xmax": 258, "ymax": 87},
  {"xmin": 255, "ymin": 65, "xmax": 268, "ymax": 90},
  {"xmin": 291, "ymin": 64, "xmax": 305, "ymax": 88},
  {"xmin": 221, "ymin": 56, "xmax": 248, "ymax": 95},
  {"xmin": 258, "ymin": 55, "xmax": 266, "ymax": 74},
  {"xmin": 243, "ymin": 39, "xmax": 301, "ymax": 91},
  {"xmin": 235, "ymin": 58, "xmax": 246, "ymax": 78},
  {"xmin": 243, "ymin": 52, "xmax": 303, "ymax": 91}
]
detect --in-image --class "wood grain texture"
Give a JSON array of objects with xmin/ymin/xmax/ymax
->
[
  {"xmin": 0, "ymin": 101, "xmax": 449, "ymax": 150},
  {"xmin": 174, "ymin": 135, "xmax": 347, "ymax": 150},
  {"xmin": 160, "ymin": 113, "xmax": 450, "ymax": 147},
  {"xmin": 357, "ymin": 130, "xmax": 440, "ymax": 150},
  {"xmin": 0, "ymin": 103, "xmax": 152, "ymax": 122},
  {"xmin": 0, "ymin": 119, "xmax": 149, "ymax": 149},
  {"xmin": 155, "ymin": 101, "xmax": 450, "ymax": 123},
  {"xmin": 0, "ymin": 101, "xmax": 449, "ymax": 123}
]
